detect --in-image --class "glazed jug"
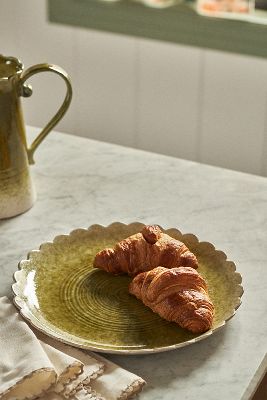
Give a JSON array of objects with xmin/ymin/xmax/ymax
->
[{"xmin": 0, "ymin": 55, "xmax": 72, "ymax": 219}]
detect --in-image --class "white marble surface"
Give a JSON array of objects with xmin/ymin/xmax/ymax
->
[{"xmin": 1, "ymin": 126, "xmax": 267, "ymax": 399}]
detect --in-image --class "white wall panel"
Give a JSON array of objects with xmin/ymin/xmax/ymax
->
[
  {"xmin": 200, "ymin": 50, "xmax": 267, "ymax": 175},
  {"xmin": 73, "ymin": 28, "xmax": 137, "ymax": 148},
  {"xmin": 1, "ymin": 1, "xmax": 267, "ymax": 176},
  {"xmin": 136, "ymin": 40, "xmax": 202, "ymax": 161},
  {"xmin": 0, "ymin": 0, "xmax": 19, "ymax": 57},
  {"xmin": 12, "ymin": 0, "xmax": 76, "ymax": 138},
  {"xmin": 262, "ymin": 93, "xmax": 267, "ymax": 177}
]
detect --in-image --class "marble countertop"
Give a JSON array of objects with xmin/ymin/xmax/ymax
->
[{"xmin": 1, "ymin": 126, "xmax": 267, "ymax": 399}]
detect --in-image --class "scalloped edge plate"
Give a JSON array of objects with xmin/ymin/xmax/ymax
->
[{"xmin": 12, "ymin": 222, "xmax": 244, "ymax": 354}]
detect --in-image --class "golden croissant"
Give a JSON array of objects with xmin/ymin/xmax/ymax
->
[
  {"xmin": 129, "ymin": 266, "xmax": 214, "ymax": 333},
  {"xmin": 93, "ymin": 225, "xmax": 198, "ymax": 276}
]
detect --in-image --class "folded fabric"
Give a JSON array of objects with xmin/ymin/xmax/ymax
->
[{"xmin": 0, "ymin": 297, "xmax": 146, "ymax": 400}]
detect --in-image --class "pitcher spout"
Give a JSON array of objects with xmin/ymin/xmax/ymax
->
[{"xmin": 0, "ymin": 54, "xmax": 23, "ymax": 82}]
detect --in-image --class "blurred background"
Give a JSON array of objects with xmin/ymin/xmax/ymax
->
[{"xmin": 1, "ymin": 0, "xmax": 267, "ymax": 176}]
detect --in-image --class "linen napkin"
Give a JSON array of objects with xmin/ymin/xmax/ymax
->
[{"xmin": 0, "ymin": 297, "xmax": 146, "ymax": 400}]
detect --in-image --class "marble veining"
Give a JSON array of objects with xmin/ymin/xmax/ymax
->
[{"xmin": 1, "ymin": 126, "xmax": 267, "ymax": 399}]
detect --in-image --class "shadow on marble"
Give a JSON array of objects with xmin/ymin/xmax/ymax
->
[
  {"xmin": 0, "ymin": 219, "xmax": 12, "ymax": 228},
  {"xmin": 0, "ymin": 212, "xmax": 27, "ymax": 227},
  {"xmin": 0, "ymin": 289, "xmax": 12, "ymax": 299},
  {"xmin": 108, "ymin": 326, "xmax": 228, "ymax": 392}
]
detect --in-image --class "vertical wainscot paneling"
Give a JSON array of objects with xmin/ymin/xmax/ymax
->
[
  {"xmin": 13, "ymin": 0, "xmax": 76, "ymax": 137},
  {"xmin": 200, "ymin": 50, "xmax": 267, "ymax": 175},
  {"xmin": 262, "ymin": 93, "xmax": 267, "ymax": 177},
  {"xmin": 2, "ymin": 0, "xmax": 267, "ymax": 176},
  {"xmin": 0, "ymin": 0, "xmax": 19, "ymax": 57},
  {"xmin": 73, "ymin": 28, "xmax": 137, "ymax": 148},
  {"xmin": 136, "ymin": 40, "xmax": 202, "ymax": 161}
]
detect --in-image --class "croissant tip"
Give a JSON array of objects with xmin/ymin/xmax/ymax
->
[{"xmin": 141, "ymin": 225, "xmax": 162, "ymax": 244}]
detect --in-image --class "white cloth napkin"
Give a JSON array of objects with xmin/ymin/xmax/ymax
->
[{"xmin": 0, "ymin": 297, "xmax": 146, "ymax": 400}]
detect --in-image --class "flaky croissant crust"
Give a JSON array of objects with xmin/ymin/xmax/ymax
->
[
  {"xmin": 93, "ymin": 225, "xmax": 198, "ymax": 276},
  {"xmin": 129, "ymin": 266, "xmax": 214, "ymax": 333}
]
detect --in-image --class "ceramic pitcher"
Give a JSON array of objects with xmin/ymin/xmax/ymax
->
[{"xmin": 0, "ymin": 55, "xmax": 72, "ymax": 219}]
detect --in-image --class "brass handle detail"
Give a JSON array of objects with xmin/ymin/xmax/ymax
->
[{"xmin": 20, "ymin": 63, "xmax": 72, "ymax": 164}]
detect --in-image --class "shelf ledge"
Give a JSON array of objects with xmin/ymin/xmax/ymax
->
[{"xmin": 48, "ymin": 0, "xmax": 267, "ymax": 58}]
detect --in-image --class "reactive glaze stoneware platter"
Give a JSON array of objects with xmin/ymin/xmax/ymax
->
[{"xmin": 12, "ymin": 222, "xmax": 243, "ymax": 354}]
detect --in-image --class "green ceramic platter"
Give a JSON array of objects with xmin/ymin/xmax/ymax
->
[{"xmin": 12, "ymin": 222, "xmax": 243, "ymax": 354}]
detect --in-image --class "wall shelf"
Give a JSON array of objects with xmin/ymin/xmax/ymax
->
[{"xmin": 48, "ymin": 0, "xmax": 267, "ymax": 58}]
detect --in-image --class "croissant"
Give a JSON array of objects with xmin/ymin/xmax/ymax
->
[
  {"xmin": 129, "ymin": 266, "xmax": 214, "ymax": 333},
  {"xmin": 93, "ymin": 225, "xmax": 198, "ymax": 276}
]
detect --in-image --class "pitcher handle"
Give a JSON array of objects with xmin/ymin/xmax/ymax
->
[{"xmin": 20, "ymin": 63, "xmax": 72, "ymax": 165}]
